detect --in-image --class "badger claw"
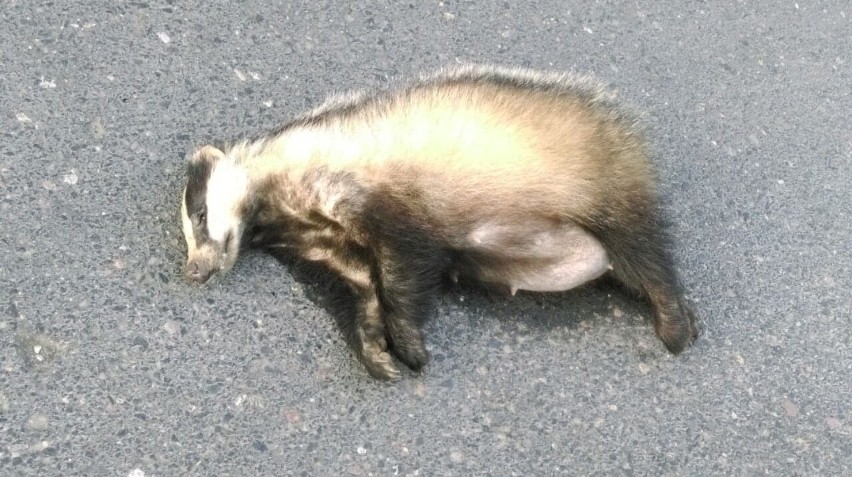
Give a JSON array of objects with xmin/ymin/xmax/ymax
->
[
  {"xmin": 362, "ymin": 350, "xmax": 402, "ymax": 380},
  {"xmin": 359, "ymin": 337, "xmax": 402, "ymax": 380}
]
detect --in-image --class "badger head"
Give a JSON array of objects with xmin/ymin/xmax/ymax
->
[{"xmin": 181, "ymin": 145, "xmax": 249, "ymax": 284}]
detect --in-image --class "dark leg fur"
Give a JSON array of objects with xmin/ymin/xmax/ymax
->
[
  {"xmin": 363, "ymin": 190, "xmax": 451, "ymax": 374},
  {"xmin": 584, "ymin": 209, "xmax": 698, "ymax": 353},
  {"xmin": 373, "ymin": 247, "xmax": 443, "ymax": 371},
  {"xmin": 267, "ymin": 246, "xmax": 404, "ymax": 379},
  {"xmin": 350, "ymin": 285, "xmax": 402, "ymax": 380}
]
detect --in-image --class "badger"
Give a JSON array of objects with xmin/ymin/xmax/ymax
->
[{"xmin": 180, "ymin": 65, "xmax": 698, "ymax": 380}]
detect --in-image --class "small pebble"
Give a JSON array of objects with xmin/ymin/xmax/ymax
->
[
  {"xmin": 781, "ymin": 398, "xmax": 799, "ymax": 417},
  {"xmin": 26, "ymin": 413, "xmax": 49, "ymax": 431}
]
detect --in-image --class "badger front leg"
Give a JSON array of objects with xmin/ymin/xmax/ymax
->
[
  {"xmin": 301, "ymin": 246, "xmax": 403, "ymax": 379},
  {"xmin": 344, "ymin": 189, "xmax": 450, "ymax": 379},
  {"xmin": 350, "ymin": 284, "xmax": 402, "ymax": 380},
  {"xmin": 348, "ymin": 269, "xmax": 435, "ymax": 380},
  {"xmin": 352, "ymin": 190, "xmax": 451, "ymax": 377},
  {"xmin": 373, "ymin": 246, "xmax": 441, "ymax": 373},
  {"xmin": 336, "ymin": 240, "xmax": 442, "ymax": 379},
  {"xmin": 347, "ymin": 259, "xmax": 435, "ymax": 380}
]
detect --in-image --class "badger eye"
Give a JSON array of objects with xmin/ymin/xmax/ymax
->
[{"xmin": 197, "ymin": 211, "xmax": 207, "ymax": 224}]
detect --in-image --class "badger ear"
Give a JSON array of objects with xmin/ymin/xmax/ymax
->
[{"xmin": 190, "ymin": 145, "xmax": 225, "ymax": 165}]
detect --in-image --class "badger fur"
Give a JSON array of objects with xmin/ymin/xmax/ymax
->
[{"xmin": 180, "ymin": 65, "xmax": 698, "ymax": 380}]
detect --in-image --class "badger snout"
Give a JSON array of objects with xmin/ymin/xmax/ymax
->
[{"xmin": 185, "ymin": 259, "xmax": 217, "ymax": 284}]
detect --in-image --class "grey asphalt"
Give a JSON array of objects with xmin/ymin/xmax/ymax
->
[{"xmin": 1, "ymin": 1, "xmax": 850, "ymax": 476}]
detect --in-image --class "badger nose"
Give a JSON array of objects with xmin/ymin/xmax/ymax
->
[{"xmin": 185, "ymin": 260, "xmax": 214, "ymax": 284}]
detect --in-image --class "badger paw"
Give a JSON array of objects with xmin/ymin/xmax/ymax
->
[
  {"xmin": 359, "ymin": 337, "xmax": 402, "ymax": 380},
  {"xmin": 390, "ymin": 336, "xmax": 430, "ymax": 372},
  {"xmin": 655, "ymin": 300, "xmax": 699, "ymax": 355}
]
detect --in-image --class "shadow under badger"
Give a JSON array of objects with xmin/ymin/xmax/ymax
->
[{"xmin": 180, "ymin": 65, "xmax": 698, "ymax": 379}]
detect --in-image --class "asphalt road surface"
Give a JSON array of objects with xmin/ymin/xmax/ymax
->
[{"xmin": 1, "ymin": 1, "xmax": 850, "ymax": 475}]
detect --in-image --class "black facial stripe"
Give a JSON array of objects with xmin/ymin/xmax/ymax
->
[
  {"xmin": 186, "ymin": 160, "xmax": 211, "ymax": 214},
  {"xmin": 185, "ymin": 159, "xmax": 213, "ymax": 243}
]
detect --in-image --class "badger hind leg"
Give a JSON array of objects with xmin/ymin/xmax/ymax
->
[
  {"xmin": 585, "ymin": 211, "xmax": 698, "ymax": 354},
  {"xmin": 643, "ymin": 279, "xmax": 698, "ymax": 354}
]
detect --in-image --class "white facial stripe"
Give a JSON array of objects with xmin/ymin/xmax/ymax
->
[{"xmin": 205, "ymin": 159, "xmax": 249, "ymax": 243}]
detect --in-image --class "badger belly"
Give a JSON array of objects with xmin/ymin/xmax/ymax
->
[
  {"xmin": 501, "ymin": 247, "xmax": 610, "ymax": 294},
  {"xmin": 465, "ymin": 220, "xmax": 611, "ymax": 295}
]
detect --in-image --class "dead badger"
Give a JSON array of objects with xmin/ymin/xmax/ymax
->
[{"xmin": 180, "ymin": 65, "xmax": 698, "ymax": 379}]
